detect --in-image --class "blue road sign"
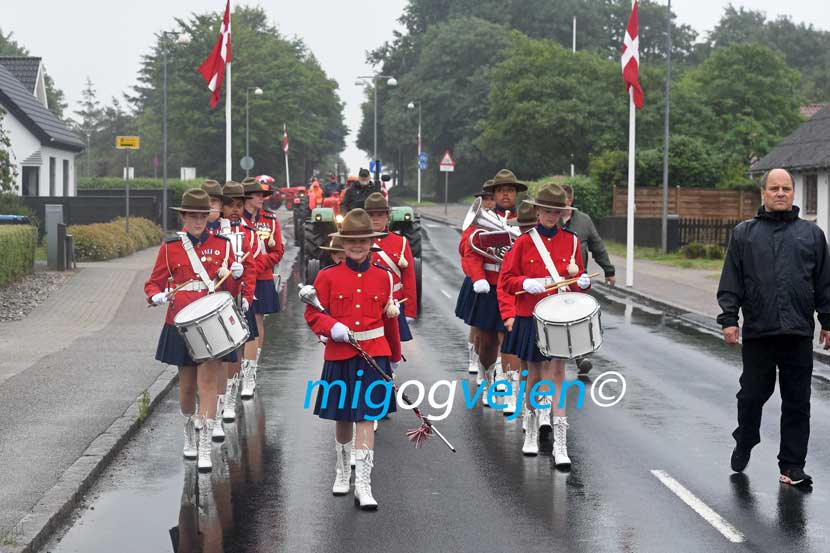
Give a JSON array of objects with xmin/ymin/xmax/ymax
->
[
  {"xmin": 369, "ymin": 160, "xmax": 382, "ymax": 173},
  {"xmin": 419, "ymin": 152, "xmax": 427, "ymax": 163},
  {"xmin": 419, "ymin": 159, "xmax": 428, "ymax": 170}
]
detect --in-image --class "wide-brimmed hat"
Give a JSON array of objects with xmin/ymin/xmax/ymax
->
[
  {"xmin": 222, "ymin": 181, "xmax": 246, "ymax": 200},
  {"xmin": 241, "ymin": 176, "xmax": 274, "ymax": 198},
  {"xmin": 523, "ymin": 183, "xmax": 576, "ymax": 210},
  {"xmin": 364, "ymin": 192, "xmax": 390, "ymax": 213},
  {"xmin": 320, "ymin": 236, "xmax": 345, "ymax": 252},
  {"xmin": 171, "ymin": 188, "xmax": 213, "ymax": 213},
  {"xmin": 473, "ymin": 180, "xmax": 495, "ymax": 198},
  {"xmin": 329, "ymin": 209, "xmax": 387, "ymax": 239},
  {"xmin": 483, "ymin": 169, "xmax": 528, "ymax": 193},
  {"xmin": 508, "ymin": 201, "xmax": 538, "ymax": 226},
  {"xmin": 201, "ymin": 179, "xmax": 224, "ymax": 199}
]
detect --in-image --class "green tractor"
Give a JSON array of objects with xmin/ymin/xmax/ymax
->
[{"xmin": 301, "ymin": 203, "xmax": 423, "ymax": 314}]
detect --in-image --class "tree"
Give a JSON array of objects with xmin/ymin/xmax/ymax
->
[
  {"xmin": 128, "ymin": 5, "xmax": 346, "ymax": 182},
  {"xmin": 0, "ymin": 27, "xmax": 68, "ymax": 119},
  {"xmin": 0, "ymin": 107, "xmax": 17, "ymax": 192}
]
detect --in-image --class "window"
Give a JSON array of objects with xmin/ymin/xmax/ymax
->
[
  {"xmin": 22, "ymin": 167, "xmax": 39, "ymax": 196},
  {"xmin": 63, "ymin": 160, "xmax": 69, "ymax": 196},
  {"xmin": 49, "ymin": 157, "xmax": 56, "ymax": 196},
  {"xmin": 805, "ymin": 174, "xmax": 818, "ymax": 216}
]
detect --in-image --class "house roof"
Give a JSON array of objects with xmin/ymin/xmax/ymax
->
[
  {"xmin": 0, "ymin": 63, "xmax": 84, "ymax": 152},
  {"xmin": 750, "ymin": 105, "xmax": 830, "ymax": 174},
  {"xmin": 0, "ymin": 57, "xmax": 41, "ymax": 93}
]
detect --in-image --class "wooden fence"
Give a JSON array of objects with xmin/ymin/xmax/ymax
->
[
  {"xmin": 612, "ymin": 186, "xmax": 760, "ymax": 220},
  {"xmin": 678, "ymin": 218, "xmax": 741, "ymax": 248}
]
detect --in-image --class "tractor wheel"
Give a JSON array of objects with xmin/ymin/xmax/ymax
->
[
  {"xmin": 303, "ymin": 220, "xmax": 332, "ymax": 262},
  {"xmin": 399, "ymin": 216, "xmax": 422, "ymax": 258},
  {"xmin": 306, "ymin": 258, "xmax": 321, "ymax": 285},
  {"xmin": 414, "ymin": 256, "xmax": 422, "ymax": 314}
]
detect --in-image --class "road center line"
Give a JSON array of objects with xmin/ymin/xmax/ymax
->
[
  {"xmin": 650, "ymin": 470, "xmax": 745, "ymax": 543},
  {"xmin": 440, "ymin": 289, "xmax": 452, "ymax": 299}
]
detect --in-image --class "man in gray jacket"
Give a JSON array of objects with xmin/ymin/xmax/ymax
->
[{"xmin": 561, "ymin": 184, "xmax": 615, "ymax": 375}]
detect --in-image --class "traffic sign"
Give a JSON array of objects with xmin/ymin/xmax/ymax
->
[
  {"xmin": 115, "ymin": 136, "xmax": 140, "ymax": 150},
  {"xmin": 419, "ymin": 152, "xmax": 428, "ymax": 163},
  {"xmin": 240, "ymin": 156, "xmax": 255, "ymax": 171},
  {"xmin": 369, "ymin": 160, "xmax": 382, "ymax": 174},
  {"xmin": 439, "ymin": 150, "xmax": 455, "ymax": 172},
  {"xmin": 419, "ymin": 159, "xmax": 428, "ymax": 171}
]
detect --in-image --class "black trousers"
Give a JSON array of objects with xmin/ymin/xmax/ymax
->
[{"xmin": 734, "ymin": 335, "xmax": 813, "ymax": 470}]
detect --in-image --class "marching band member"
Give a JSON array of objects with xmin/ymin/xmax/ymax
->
[
  {"xmin": 241, "ymin": 177, "xmax": 285, "ymax": 398},
  {"xmin": 456, "ymin": 185, "xmax": 496, "ymax": 378},
  {"xmin": 305, "ymin": 209, "xmax": 402, "ymax": 510},
  {"xmin": 497, "ymin": 201, "xmax": 538, "ymax": 417},
  {"xmin": 144, "ymin": 189, "xmax": 246, "ymax": 472},
  {"xmin": 364, "ymin": 192, "xmax": 417, "ymax": 343},
  {"xmin": 219, "ymin": 181, "xmax": 262, "ymax": 423},
  {"xmin": 463, "ymin": 170, "xmax": 524, "ymax": 405},
  {"xmin": 500, "ymin": 183, "xmax": 591, "ymax": 466},
  {"xmin": 320, "ymin": 236, "xmax": 347, "ymax": 265}
]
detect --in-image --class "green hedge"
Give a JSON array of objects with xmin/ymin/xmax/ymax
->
[
  {"xmin": 525, "ymin": 175, "xmax": 609, "ymax": 223},
  {"xmin": 77, "ymin": 177, "xmax": 202, "ymax": 205},
  {"xmin": 0, "ymin": 225, "xmax": 37, "ymax": 286},
  {"xmin": 70, "ymin": 217, "xmax": 163, "ymax": 261}
]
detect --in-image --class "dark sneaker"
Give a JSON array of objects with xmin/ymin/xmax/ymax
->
[
  {"xmin": 576, "ymin": 358, "xmax": 593, "ymax": 375},
  {"xmin": 779, "ymin": 468, "xmax": 813, "ymax": 487},
  {"xmin": 730, "ymin": 447, "xmax": 751, "ymax": 473}
]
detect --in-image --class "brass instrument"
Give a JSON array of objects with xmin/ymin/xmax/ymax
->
[{"xmin": 462, "ymin": 198, "xmax": 520, "ymax": 263}]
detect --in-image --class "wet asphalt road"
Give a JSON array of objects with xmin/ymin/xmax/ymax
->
[{"xmin": 43, "ymin": 217, "xmax": 830, "ymax": 553}]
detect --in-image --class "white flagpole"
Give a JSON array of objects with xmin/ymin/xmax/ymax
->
[
  {"xmin": 626, "ymin": 87, "xmax": 636, "ymax": 287},
  {"xmin": 225, "ymin": 1, "xmax": 232, "ymax": 182},
  {"xmin": 284, "ymin": 125, "xmax": 290, "ymax": 187}
]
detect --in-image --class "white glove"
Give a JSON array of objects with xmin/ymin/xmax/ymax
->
[
  {"xmin": 406, "ymin": 317, "xmax": 415, "ymax": 324},
  {"xmin": 522, "ymin": 279, "xmax": 546, "ymax": 295},
  {"xmin": 330, "ymin": 322, "xmax": 351, "ymax": 343},
  {"xmin": 391, "ymin": 361, "xmax": 400, "ymax": 371},
  {"xmin": 319, "ymin": 335, "xmax": 329, "ymax": 344},
  {"xmin": 577, "ymin": 273, "xmax": 591, "ymax": 290},
  {"xmin": 230, "ymin": 261, "xmax": 244, "ymax": 279},
  {"xmin": 473, "ymin": 279, "xmax": 491, "ymax": 294},
  {"xmin": 241, "ymin": 298, "xmax": 250, "ymax": 312},
  {"xmin": 151, "ymin": 292, "xmax": 169, "ymax": 305}
]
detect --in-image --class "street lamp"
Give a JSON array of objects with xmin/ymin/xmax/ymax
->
[
  {"xmin": 407, "ymin": 101, "xmax": 422, "ymax": 203},
  {"xmin": 357, "ymin": 74, "xmax": 397, "ymax": 183},
  {"xmin": 161, "ymin": 30, "xmax": 191, "ymax": 232},
  {"xmin": 245, "ymin": 86, "xmax": 264, "ymax": 177}
]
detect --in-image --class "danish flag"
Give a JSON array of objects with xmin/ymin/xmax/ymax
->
[
  {"xmin": 621, "ymin": 1, "xmax": 644, "ymax": 109},
  {"xmin": 282, "ymin": 124, "xmax": 289, "ymax": 154},
  {"xmin": 198, "ymin": 0, "xmax": 232, "ymax": 109}
]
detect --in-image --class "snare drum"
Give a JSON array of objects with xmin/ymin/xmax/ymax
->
[
  {"xmin": 173, "ymin": 292, "xmax": 250, "ymax": 362},
  {"xmin": 533, "ymin": 293, "xmax": 602, "ymax": 359}
]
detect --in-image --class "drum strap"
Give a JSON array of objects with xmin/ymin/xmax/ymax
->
[
  {"xmin": 528, "ymin": 228, "xmax": 566, "ymax": 290},
  {"xmin": 375, "ymin": 242, "xmax": 402, "ymax": 279},
  {"xmin": 178, "ymin": 232, "xmax": 216, "ymax": 293}
]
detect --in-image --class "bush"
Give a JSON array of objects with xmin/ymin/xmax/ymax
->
[
  {"xmin": 681, "ymin": 242, "xmax": 707, "ymax": 259},
  {"xmin": 77, "ymin": 177, "xmax": 202, "ymax": 206},
  {"xmin": 706, "ymin": 244, "xmax": 725, "ymax": 259},
  {"xmin": 70, "ymin": 217, "xmax": 163, "ymax": 261},
  {"xmin": 525, "ymin": 175, "xmax": 609, "ymax": 222},
  {"xmin": 0, "ymin": 225, "xmax": 37, "ymax": 286}
]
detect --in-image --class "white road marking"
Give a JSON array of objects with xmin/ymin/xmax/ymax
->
[
  {"xmin": 650, "ymin": 470, "xmax": 745, "ymax": 543},
  {"xmin": 440, "ymin": 289, "xmax": 452, "ymax": 299},
  {"xmin": 425, "ymin": 223, "xmax": 440, "ymax": 228}
]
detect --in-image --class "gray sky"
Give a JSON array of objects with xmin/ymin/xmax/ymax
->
[{"xmin": 4, "ymin": 1, "xmax": 829, "ymax": 173}]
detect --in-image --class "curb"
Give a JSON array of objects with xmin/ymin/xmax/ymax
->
[
  {"xmin": 418, "ymin": 210, "xmax": 830, "ymax": 384},
  {"xmin": 3, "ymin": 366, "xmax": 178, "ymax": 553}
]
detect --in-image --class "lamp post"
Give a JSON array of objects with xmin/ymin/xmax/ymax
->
[
  {"xmin": 245, "ymin": 86, "xmax": 264, "ymax": 177},
  {"xmin": 407, "ymin": 101, "xmax": 422, "ymax": 203},
  {"xmin": 161, "ymin": 30, "xmax": 190, "ymax": 232},
  {"xmin": 357, "ymin": 74, "xmax": 397, "ymax": 183}
]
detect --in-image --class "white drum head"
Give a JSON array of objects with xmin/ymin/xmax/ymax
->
[
  {"xmin": 534, "ymin": 293, "xmax": 598, "ymax": 323},
  {"xmin": 175, "ymin": 292, "xmax": 232, "ymax": 324}
]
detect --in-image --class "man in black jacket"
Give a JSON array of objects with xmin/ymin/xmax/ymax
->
[
  {"xmin": 341, "ymin": 168, "xmax": 380, "ymax": 213},
  {"xmin": 717, "ymin": 168, "xmax": 830, "ymax": 488}
]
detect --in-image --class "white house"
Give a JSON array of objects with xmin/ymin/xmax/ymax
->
[
  {"xmin": 0, "ymin": 57, "xmax": 84, "ymax": 196},
  {"xmin": 750, "ymin": 105, "xmax": 830, "ymax": 238}
]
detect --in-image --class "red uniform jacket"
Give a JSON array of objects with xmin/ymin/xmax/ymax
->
[
  {"xmin": 461, "ymin": 207, "xmax": 517, "ymax": 285},
  {"xmin": 497, "ymin": 246, "xmax": 517, "ymax": 321},
  {"xmin": 144, "ymin": 232, "xmax": 234, "ymax": 324},
  {"xmin": 458, "ymin": 226, "xmax": 476, "ymax": 278},
  {"xmin": 305, "ymin": 258, "xmax": 401, "ymax": 362},
  {"xmin": 207, "ymin": 219, "xmax": 262, "ymax": 304},
  {"xmin": 499, "ymin": 225, "xmax": 588, "ymax": 318},
  {"xmin": 242, "ymin": 209, "xmax": 284, "ymax": 281},
  {"xmin": 371, "ymin": 231, "xmax": 418, "ymax": 318}
]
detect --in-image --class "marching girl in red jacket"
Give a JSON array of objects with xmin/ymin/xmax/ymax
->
[
  {"xmin": 499, "ymin": 183, "xmax": 591, "ymax": 467},
  {"xmin": 305, "ymin": 209, "xmax": 402, "ymax": 510},
  {"xmin": 144, "ymin": 189, "xmax": 246, "ymax": 472},
  {"xmin": 455, "ymin": 185, "xmax": 496, "ymax": 378}
]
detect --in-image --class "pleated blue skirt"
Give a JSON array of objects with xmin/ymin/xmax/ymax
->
[
  {"xmin": 155, "ymin": 323, "xmax": 238, "ymax": 366},
  {"xmin": 253, "ymin": 279, "xmax": 280, "ymax": 314},
  {"xmin": 454, "ymin": 277, "xmax": 474, "ymax": 321},
  {"xmin": 464, "ymin": 285, "xmax": 506, "ymax": 333},
  {"xmin": 313, "ymin": 356, "xmax": 397, "ymax": 422},
  {"xmin": 500, "ymin": 316, "xmax": 549, "ymax": 362},
  {"xmin": 398, "ymin": 310, "xmax": 412, "ymax": 342}
]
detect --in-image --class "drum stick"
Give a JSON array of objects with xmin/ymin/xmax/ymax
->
[
  {"xmin": 147, "ymin": 279, "xmax": 198, "ymax": 308},
  {"xmin": 214, "ymin": 252, "xmax": 250, "ymax": 289},
  {"xmin": 514, "ymin": 272, "xmax": 600, "ymax": 296}
]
